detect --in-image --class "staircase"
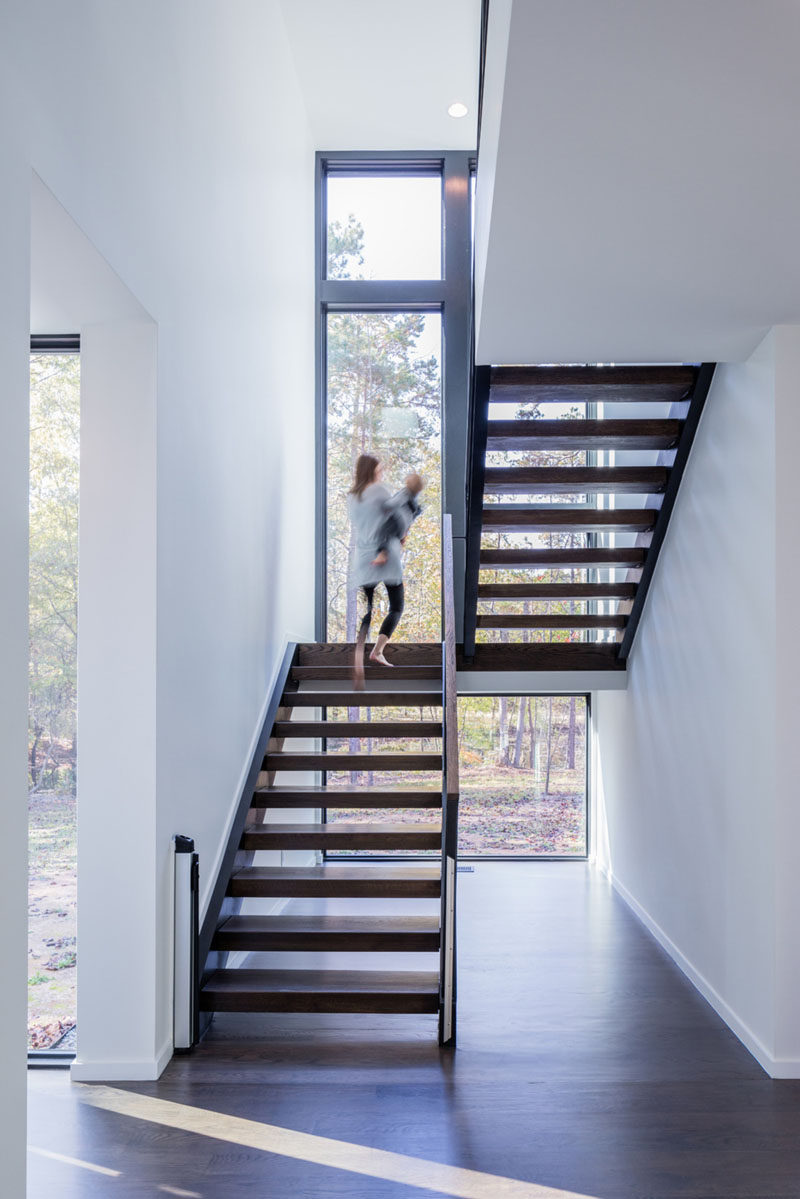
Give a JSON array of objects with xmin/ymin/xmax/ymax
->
[
  {"xmin": 463, "ymin": 363, "xmax": 716, "ymax": 665},
  {"xmin": 198, "ymin": 521, "xmax": 459, "ymax": 1044}
]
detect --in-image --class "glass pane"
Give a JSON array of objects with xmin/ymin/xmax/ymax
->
[
  {"xmin": 326, "ymin": 311, "xmax": 442, "ymax": 644},
  {"xmin": 326, "ymin": 174, "xmax": 442, "ymax": 280},
  {"xmin": 479, "ymin": 398, "xmax": 603, "ymax": 644},
  {"xmin": 458, "ymin": 696, "xmax": 587, "ymax": 856},
  {"xmin": 320, "ymin": 699, "xmax": 443, "ymax": 858},
  {"xmin": 29, "ymin": 351, "xmax": 79, "ymax": 1050}
]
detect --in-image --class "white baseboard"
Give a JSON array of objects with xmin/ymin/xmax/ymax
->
[
  {"xmin": 70, "ymin": 1036, "xmax": 173, "ymax": 1082},
  {"xmin": 600, "ymin": 865, "xmax": 800, "ymax": 1079}
]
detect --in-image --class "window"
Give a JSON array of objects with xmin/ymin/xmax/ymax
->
[
  {"xmin": 458, "ymin": 695, "xmax": 588, "ymax": 856},
  {"xmin": 317, "ymin": 153, "xmax": 472, "ymax": 640},
  {"xmin": 28, "ymin": 339, "xmax": 80, "ymax": 1054},
  {"xmin": 326, "ymin": 173, "xmax": 442, "ymax": 280},
  {"xmin": 479, "ymin": 395, "xmax": 601, "ymax": 644},
  {"xmin": 326, "ymin": 310, "xmax": 442, "ymax": 642}
]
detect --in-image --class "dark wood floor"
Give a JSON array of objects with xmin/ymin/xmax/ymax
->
[{"xmin": 28, "ymin": 864, "xmax": 800, "ymax": 1197}]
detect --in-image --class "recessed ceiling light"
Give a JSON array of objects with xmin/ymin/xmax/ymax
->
[{"xmin": 448, "ymin": 102, "xmax": 468, "ymax": 118}]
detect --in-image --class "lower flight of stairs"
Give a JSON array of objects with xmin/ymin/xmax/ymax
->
[{"xmin": 199, "ymin": 642, "xmax": 444, "ymax": 1017}]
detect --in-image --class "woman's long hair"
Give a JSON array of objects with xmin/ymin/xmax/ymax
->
[{"xmin": 349, "ymin": 453, "xmax": 380, "ymax": 499}]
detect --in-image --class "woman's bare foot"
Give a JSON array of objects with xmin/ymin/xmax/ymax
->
[{"xmin": 369, "ymin": 635, "xmax": 392, "ymax": 667}]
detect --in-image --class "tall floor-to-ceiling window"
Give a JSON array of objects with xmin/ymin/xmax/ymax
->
[
  {"xmin": 28, "ymin": 338, "xmax": 79, "ymax": 1053},
  {"xmin": 317, "ymin": 153, "xmax": 472, "ymax": 641}
]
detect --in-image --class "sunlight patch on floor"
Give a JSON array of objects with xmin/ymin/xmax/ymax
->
[
  {"xmin": 76, "ymin": 1084, "xmax": 600, "ymax": 1199},
  {"xmin": 28, "ymin": 1145, "xmax": 121, "ymax": 1176}
]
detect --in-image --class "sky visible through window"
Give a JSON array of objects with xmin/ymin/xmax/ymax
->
[{"xmin": 326, "ymin": 174, "xmax": 442, "ymax": 280}]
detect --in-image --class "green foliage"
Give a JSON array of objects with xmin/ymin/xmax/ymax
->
[
  {"xmin": 326, "ymin": 216, "xmax": 442, "ymax": 642},
  {"xmin": 29, "ymin": 354, "xmax": 79, "ymax": 793},
  {"xmin": 328, "ymin": 216, "xmax": 366, "ymax": 279}
]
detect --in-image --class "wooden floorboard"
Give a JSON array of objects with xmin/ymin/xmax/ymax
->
[{"xmin": 27, "ymin": 864, "xmax": 800, "ymax": 1199}]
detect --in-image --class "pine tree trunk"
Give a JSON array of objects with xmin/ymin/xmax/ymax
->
[
  {"xmin": 545, "ymin": 696, "xmax": 554, "ymax": 794},
  {"xmin": 29, "ymin": 724, "xmax": 42, "ymax": 790},
  {"xmin": 512, "ymin": 695, "xmax": 526, "ymax": 767},
  {"xmin": 499, "ymin": 696, "xmax": 509, "ymax": 765},
  {"xmin": 528, "ymin": 698, "xmax": 536, "ymax": 772},
  {"xmin": 567, "ymin": 696, "xmax": 577, "ymax": 770}
]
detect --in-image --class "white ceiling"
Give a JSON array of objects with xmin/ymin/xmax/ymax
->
[
  {"xmin": 476, "ymin": 0, "xmax": 800, "ymax": 364},
  {"xmin": 279, "ymin": 0, "xmax": 480, "ymax": 150}
]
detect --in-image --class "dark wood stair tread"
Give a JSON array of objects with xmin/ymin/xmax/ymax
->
[
  {"xmin": 481, "ymin": 506, "xmax": 657, "ymax": 532},
  {"xmin": 253, "ymin": 785, "xmax": 442, "ymax": 808},
  {"xmin": 241, "ymin": 822, "xmax": 441, "ymax": 850},
  {"xmin": 483, "ymin": 466, "xmax": 668, "ymax": 494},
  {"xmin": 488, "ymin": 365, "xmax": 697, "ymax": 403},
  {"xmin": 265, "ymin": 752, "xmax": 442, "ymax": 771},
  {"xmin": 280, "ymin": 691, "xmax": 442, "ymax": 708},
  {"xmin": 486, "ymin": 418, "xmax": 682, "ymax": 451},
  {"xmin": 478, "ymin": 582, "xmax": 636, "ymax": 600},
  {"xmin": 273, "ymin": 720, "xmax": 442, "ymax": 738},
  {"xmin": 291, "ymin": 665, "xmax": 441, "ymax": 680},
  {"xmin": 212, "ymin": 914, "xmax": 440, "ymax": 952},
  {"xmin": 479, "ymin": 547, "xmax": 646, "ymax": 569},
  {"xmin": 200, "ymin": 969, "xmax": 440, "ymax": 1013},
  {"xmin": 298, "ymin": 643, "xmax": 442, "ymax": 666},
  {"xmin": 228, "ymin": 865, "xmax": 441, "ymax": 898},
  {"xmin": 476, "ymin": 613, "xmax": 627, "ymax": 630},
  {"xmin": 458, "ymin": 642, "xmax": 625, "ymax": 671}
]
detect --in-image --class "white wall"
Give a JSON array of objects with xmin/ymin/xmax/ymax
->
[
  {"xmin": 773, "ymin": 327, "xmax": 800, "ymax": 1071},
  {"xmin": 0, "ymin": 113, "xmax": 33, "ymax": 1199},
  {"xmin": 76, "ymin": 319, "xmax": 160, "ymax": 1079},
  {"xmin": 594, "ymin": 330, "xmax": 800, "ymax": 1076},
  {"xmin": 0, "ymin": 0, "xmax": 316, "ymax": 1125}
]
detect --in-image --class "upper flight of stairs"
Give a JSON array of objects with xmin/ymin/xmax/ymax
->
[
  {"xmin": 463, "ymin": 363, "xmax": 716, "ymax": 665},
  {"xmin": 199, "ymin": 641, "xmax": 450, "ymax": 1028}
]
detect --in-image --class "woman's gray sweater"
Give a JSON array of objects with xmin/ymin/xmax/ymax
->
[{"xmin": 347, "ymin": 482, "xmax": 415, "ymax": 588}]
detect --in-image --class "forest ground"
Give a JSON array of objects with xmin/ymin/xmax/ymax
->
[
  {"xmin": 28, "ymin": 792, "xmax": 76, "ymax": 1049},
  {"xmin": 327, "ymin": 762, "xmax": 586, "ymax": 856}
]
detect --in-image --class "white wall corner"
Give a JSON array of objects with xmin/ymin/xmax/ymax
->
[
  {"xmin": 605, "ymin": 868, "xmax": 787, "ymax": 1078},
  {"xmin": 70, "ymin": 1036, "xmax": 173, "ymax": 1083}
]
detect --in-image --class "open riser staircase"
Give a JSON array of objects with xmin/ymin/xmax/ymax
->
[
  {"xmin": 198, "ymin": 520, "xmax": 459, "ymax": 1045},
  {"xmin": 463, "ymin": 363, "xmax": 716, "ymax": 667}
]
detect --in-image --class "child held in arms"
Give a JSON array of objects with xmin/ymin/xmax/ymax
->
[{"xmin": 371, "ymin": 472, "xmax": 425, "ymax": 566}]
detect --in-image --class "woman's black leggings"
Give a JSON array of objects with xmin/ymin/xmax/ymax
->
[{"xmin": 360, "ymin": 582, "xmax": 405, "ymax": 640}]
